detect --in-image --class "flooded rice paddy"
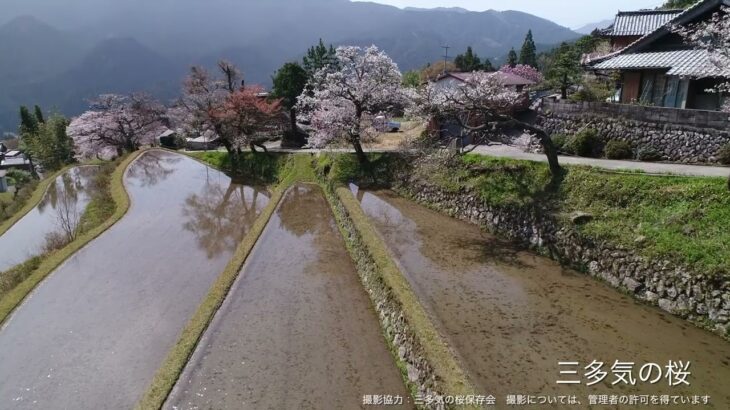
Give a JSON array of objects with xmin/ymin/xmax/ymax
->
[
  {"xmin": 0, "ymin": 151, "xmax": 269, "ymax": 409},
  {"xmin": 355, "ymin": 189, "xmax": 730, "ymax": 409},
  {"xmin": 166, "ymin": 184, "xmax": 410, "ymax": 410},
  {"xmin": 0, "ymin": 166, "xmax": 99, "ymax": 272}
]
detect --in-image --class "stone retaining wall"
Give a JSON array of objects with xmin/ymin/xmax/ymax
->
[
  {"xmin": 392, "ymin": 178, "xmax": 730, "ymax": 338},
  {"xmin": 538, "ymin": 99, "xmax": 730, "ymax": 164},
  {"xmin": 325, "ymin": 186, "xmax": 448, "ymax": 410}
]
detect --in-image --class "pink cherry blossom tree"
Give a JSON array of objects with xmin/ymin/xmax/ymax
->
[
  {"xmin": 499, "ymin": 64, "xmax": 544, "ymax": 84},
  {"xmin": 67, "ymin": 93, "xmax": 166, "ymax": 159},
  {"xmin": 412, "ymin": 71, "xmax": 562, "ymax": 179},
  {"xmin": 297, "ymin": 45, "xmax": 409, "ymax": 166},
  {"xmin": 173, "ymin": 61, "xmax": 280, "ymax": 156},
  {"xmin": 675, "ymin": 6, "xmax": 730, "ymax": 112}
]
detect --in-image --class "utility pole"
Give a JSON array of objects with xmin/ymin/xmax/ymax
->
[{"xmin": 441, "ymin": 45, "xmax": 451, "ymax": 74}]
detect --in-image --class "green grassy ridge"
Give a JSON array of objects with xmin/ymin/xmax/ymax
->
[
  {"xmin": 326, "ymin": 183, "xmax": 478, "ymax": 408},
  {"xmin": 0, "ymin": 151, "xmax": 144, "ymax": 326},
  {"xmin": 447, "ymin": 155, "xmax": 730, "ymax": 277}
]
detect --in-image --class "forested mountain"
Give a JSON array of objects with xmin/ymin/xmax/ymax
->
[{"xmin": 0, "ymin": 0, "xmax": 580, "ymax": 134}]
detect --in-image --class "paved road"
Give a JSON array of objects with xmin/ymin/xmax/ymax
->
[
  {"xmin": 469, "ymin": 145, "xmax": 730, "ymax": 178},
  {"xmin": 256, "ymin": 142, "xmax": 730, "ymax": 178}
]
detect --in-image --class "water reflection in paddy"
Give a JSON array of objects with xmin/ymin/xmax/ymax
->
[
  {"xmin": 0, "ymin": 151, "xmax": 269, "ymax": 410},
  {"xmin": 0, "ymin": 166, "xmax": 99, "ymax": 272},
  {"xmin": 355, "ymin": 188, "xmax": 730, "ymax": 409},
  {"xmin": 166, "ymin": 184, "xmax": 411, "ymax": 410}
]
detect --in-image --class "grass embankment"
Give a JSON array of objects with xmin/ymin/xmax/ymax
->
[
  {"xmin": 135, "ymin": 152, "xmax": 313, "ymax": 410},
  {"xmin": 416, "ymin": 153, "xmax": 730, "ymax": 278},
  {"xmin": 313, "ymin": 153, "xmax": 477, "ymax": 405},
  {"xmin": 0, "ymin": 151, "xmax": 143, "ymax": 326}
]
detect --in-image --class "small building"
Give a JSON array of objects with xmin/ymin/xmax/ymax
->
[
  {"xmin": 587, "ymin": 0, "xmax": 730, "ymax": 111},
  {"xmin": 0, "ymin": 150, "xmax": 32, "ymax": 171},
  {"xmin": 157, "ymin": 129, "xmax": 178, "ymax": 148},
  {"xmin": 434, "ymin": 71, "xmax": 536, "ymax": 93},
  {"xmin": 430, "ymin": 71, "xmax": 537, "ymax": 146}
]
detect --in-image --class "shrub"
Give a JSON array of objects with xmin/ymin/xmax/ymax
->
[
  {"xmin": 605, "ymin": 140, "xmax": 633, "ymax": 160},
  {"xmin": 550, "ymin": 134, "xmax": 570, "ymax": 153},
  {"xmin": 636, "ymin": 147, "xmax": 663, "ymax": 162},
  {"xmin": 717, "ymin": 143, "xmax": 730, "ymax": 165},
  {"xmin": 568, "ymin": 128, "xmax": 602, "ymax": 158}
]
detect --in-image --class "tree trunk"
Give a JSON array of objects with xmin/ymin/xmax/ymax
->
[{"xmin": 352, "ymin": 137, "xmax": 370, "ymax": 168}]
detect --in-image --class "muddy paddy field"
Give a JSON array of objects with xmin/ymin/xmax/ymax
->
[{"xmin": 355, "ymin": 189, "xmax": 730, "ymax": 408}]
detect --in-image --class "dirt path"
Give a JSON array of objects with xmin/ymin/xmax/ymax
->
[
  {"xmin": 357, "ymin": 189, "xmax": 730, "ymax": 409},
  {"xmin": 166, "ymin": 184, "xmax": 411, "ymax": 410},
  {"xmin": 0, "ymin": 151, "xmax": 269, "ymax": 409}
]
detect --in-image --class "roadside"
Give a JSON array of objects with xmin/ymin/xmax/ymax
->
[{"xmin": 469, "ymin": 144, "xmax": 730, "ymax": 178}]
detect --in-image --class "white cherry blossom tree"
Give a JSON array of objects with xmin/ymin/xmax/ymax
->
[
  {"xmin": 67, "ymin": 93, "xmax": 166, "ymax": 159},
  {"xmin": 412, "ymin": 71, "xmax": 562, "ymax": 179},
  {"xmin": 675, "ymin": 6, "xmax": 730, "ymax": 112},
  {"xmin": 297, "ymin": 45, "xmax": 409, "ymax": 166}
]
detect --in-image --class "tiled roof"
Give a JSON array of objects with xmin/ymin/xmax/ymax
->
[
  {"xmin": 606, "ymin": 10, "xmax": 683, "ymax": 36},
  {"xmin": 440, "ymin": 71, "xmax": 535, "ymax": 86},
  {"xmin": 592, "ymin": 49, "xmax": 730, "ymax": 77}
]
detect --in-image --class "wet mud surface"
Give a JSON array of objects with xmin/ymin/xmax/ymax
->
[
  {"xmin": 356, "ymin": 189, "xmax": 730, "ymax": 409},
  {"xmin": 0, "ymin": 151, "xmax": 269, "ymax": 409},
  {"xmin": 166, "ymin": 184, "xmax": 411, "ymax": 410},
  {"xmin": 0, "ymin": 166, "xmax": 99, "ymax": 272}
]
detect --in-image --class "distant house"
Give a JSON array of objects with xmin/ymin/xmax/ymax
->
[
  {"xmin": 586, "ymin": 0, "xmax": 730, "ymax": 110},
  {"xmin": 434, "ymin": 71, "xmax": 536, "ymax": 93},
  {"xmin": 0, "ymin": 150, "xmax": 32, "ymax": 171},
  {"xmin": 430, "ymin": 71, "xmax": 536, "ymax": 146},
  {"xmin": 157, "ymin": 129, "xmax": 178, "ymax": 148}
]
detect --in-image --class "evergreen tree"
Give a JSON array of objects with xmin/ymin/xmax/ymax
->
[
  {"xmin": 546, "ymin": 42, "xmax": 582, "ymax": 99},
  {"xmin": 272, "ymin": 62, "xmax": 309, "ymax": 147},
  {"xmin": 519, "ymin": 30, "xmax": 538, "ymax": 68},
  {"xmin": 402, "ymin": 70, "xmax": 421, "ymax": 88},
  {"xmin": 18, "ymin": 106, "xmax": 74, "ymax": 171},
  {"xmin": 454, "ymin": 46, "xmax": 483, "ymax": 72},
  {"xmin": 507, "ymin": 48, "xmax": 518, "ymax": 67},
  {"xmin": 34, "ymin": 105, "xmax": 45, "ymax": 124},
  {"xmin": 19, "ymin": 106, "xmax": 38, "ymax": 135},
  {"xmin": 482, "ymin": 58, "xmax": 495, "ymax": 72},
  {"xmin": 302, "ymin": 39, "xmax": 338, "ymax": 77}
]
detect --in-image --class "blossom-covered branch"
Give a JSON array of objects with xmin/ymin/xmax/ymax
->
[{"xmin": 67, "ymin": 93, "xmax": 166, "ymax": 159}]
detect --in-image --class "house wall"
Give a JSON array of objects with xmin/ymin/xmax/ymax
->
[
  {"xmin": 539, "ymin": 99, "xmax": 730, "ymax": 163},
  {"xmin": 611, "ymin": 36, "xmax": 641, "ymax": 50}
]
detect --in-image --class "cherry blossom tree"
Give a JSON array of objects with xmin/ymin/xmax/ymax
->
[
  {"xmin": 412, "ymin": 71, "xmax": 562, "ymax": 179},
  {"xmin": 67, "ymin": 93, "xmax": 166, "ymax": 159},
  {"xmin": 499, "ymin": 64, "xmax": 544, "ymax": 84},
  {"xmin": 174, "ymin": 61, "xmax": 282, "ymax": 156},
  {"xmin": 210, "ymin": 85, "xmax": 283, "ymax": 153},
  {"xmin": 675, "ymin": 7, "xmax": 730, "ymax": 112},
  {"xmin": 297, "ymin": 45, "xmax": 409, "ymax": 166}
]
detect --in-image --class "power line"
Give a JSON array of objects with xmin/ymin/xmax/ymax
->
[{"xmin": 441, "ymin": 45, "xmax": 451, "ymax": 73}]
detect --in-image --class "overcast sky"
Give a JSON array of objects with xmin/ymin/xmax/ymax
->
[{"xmin": 365, "ymin": 0, "xmax": 665, "ymax": 28}]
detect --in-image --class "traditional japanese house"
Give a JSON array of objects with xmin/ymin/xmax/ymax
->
[{"xmin": 587, "ymin": 0, "xmax": 730, "ymax": 111}]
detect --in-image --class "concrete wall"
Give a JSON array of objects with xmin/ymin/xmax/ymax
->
[{"xmin": 539, "ymin": 99, "xmax": 730, "ymax": 163}]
